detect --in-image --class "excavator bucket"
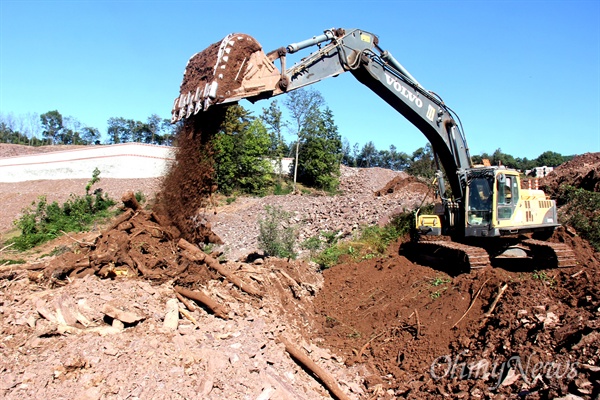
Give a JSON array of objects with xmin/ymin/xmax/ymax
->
[{"xmin": 172, "ymin": 33, "xmax": 282, "ymax": 123}]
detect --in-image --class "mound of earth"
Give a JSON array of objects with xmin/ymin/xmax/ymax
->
[
  {"xmin": 374, "ymin": 175, "xmax": 430, "ymax": 197},
  {"xmin": 314, "ymin": 226, "xmax": 599, "ymax": 398},
  {"xmin": 541, "ymin": 152, "xmax": 600, "ymax": 196}
]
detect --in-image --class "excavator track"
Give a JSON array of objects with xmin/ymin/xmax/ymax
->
[
  {"xmin": 522, "ymin": 239, "xmax": 578, "ymax": 268},
  {"xmin": 416, "ymin": 240, "xmax": 491, "ymax": 270}
]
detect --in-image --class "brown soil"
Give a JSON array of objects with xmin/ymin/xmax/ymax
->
[
  {"xmin": 541, "ymin": 152, "xmax": 600, "ymax": 196},
  {"xmin": 179, "ymin": 34, "xmax": 262, "ymax": 103},
  {"xmin": 374, "ymin": 175, "xmax": 430, "ymax": 197},
  {"xmin": 314, "ymin": 227, "xmax": 600, "ymax": 398}
]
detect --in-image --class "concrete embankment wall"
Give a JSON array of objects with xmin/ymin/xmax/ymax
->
[{"xmin": 0, "ymin": 143, "xmax": 175, "ymax": 182}]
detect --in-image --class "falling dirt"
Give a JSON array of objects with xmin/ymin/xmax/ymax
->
[{"xmin": 158, "ymin": 106, "xmax": 226, "ymax": 246}]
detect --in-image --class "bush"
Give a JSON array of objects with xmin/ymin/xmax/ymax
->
[
  {"xmin": 558, "ymin": 185, "xmax": 600, "ymax": 251},
  {"xmin": 7, "ymin": 171, "xmax": 116, "ymax": 251},
  {"xmin": 311, "ymin": 210, "xmax": 418, "ymax": 269},
  {"xmin": 257, "ymin": 205, "xmax": 297, "ymax": 258}
]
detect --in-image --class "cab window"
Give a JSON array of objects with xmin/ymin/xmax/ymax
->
[{"xmin": 496, "ymin": 174, "xmax": 519, "ymax": 219}]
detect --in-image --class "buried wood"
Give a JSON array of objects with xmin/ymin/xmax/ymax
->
[
  {"xmin": 452, "ymin": 278, "xmax": 490, "ymax": 329},
  {"xmin": 279, "ymin": 336, "xmax": 350, "ymax": 400},
  {"xmin": 121, "ymin": 191, "xmax": 142, "ymax": 211},
  {"xmin": 484, "ymin": 282, "xmax": 508, "ymax": 318},
  {"xmin": 173, "ymin": 285, "xmax": 230, "ymax": 320},
  {"xmin": 177, "ymin": 238, "xmax": 262, "ymax": 297},
  {"xmin": 103, "ymin": 209, "xmax": 135, "ymax": 233}
]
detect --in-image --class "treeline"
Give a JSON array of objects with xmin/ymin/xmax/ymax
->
[
  {"xmin": 342, "ymin": 142, "xmax": 573, "ymax": 175},
  {"xmin": 0, "ymin": 110, "xmax": 176, "ymax": 146},
  {"xmin": 1, "ymin": 92, "xmax": 574, "ymax": 194}
]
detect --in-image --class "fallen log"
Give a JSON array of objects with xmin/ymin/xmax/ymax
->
[
  {"xmin": 177, "ymin": 238, "xmax": 262, "ymax": 297},
  {"xmin": 0, "ymin": 262, "xmax": 47, "ymax": 273},
  {"xmin": 175, "ymin": 292, "xmax": 198, "ymax": 312},
  {"xmin": 174, "ymin": 285, "xmax": 229, "ymax": 320},
  {"xmin": 128, "ymin": 249, "xmax": 161, "ymax": 279},
  {"xmin": 279, "ymin": 336, "xmax": 350, "ymax": 400}
]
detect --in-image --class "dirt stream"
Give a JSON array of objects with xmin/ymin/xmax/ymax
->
[{"xmin": 1, "ymin": 135, "xmax": 599, "ymax": 399}]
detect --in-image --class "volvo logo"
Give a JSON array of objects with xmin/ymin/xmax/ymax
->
[{"xmin": 385, "ymin": 73, "xmax": 423, "ymax": 108}]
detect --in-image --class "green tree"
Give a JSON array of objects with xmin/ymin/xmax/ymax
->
[
  {"xmin": 81, "ymin": 126, "xmax": 100, "ymax": 144},
  {"xmin": 261, "ymin": 100, "xmax": 289, "ymax": 176},
  {"xmin": 406, "ymin": 143, "xmax": 436, "ymax": 179},
  {"xmin": 341, "ymin": 138, "xmax": 357, "ymax": 167},
  {"xmin": 40, "ymin": 110, "xmax": 64, "ymax": 144},
  {"xmin": 388, "ymin": 144, "xmax": 409, "ymax": 170},
  {"xmin": 284, "ymin": 88, "xmax": 324, "ymax": 191},
  {"xmin": 295, "ymin": 107, "xmax": 342, "ymax": 191},
  {"xmin": 107, "ymin": 117, "xmax": 128, "ymax": 144},
  {"xmin": 357, "ymin": 141, "xmax": 378, "ymax": 167},
  {"xmin": 213, "ymin": 105, "xmax": 273, "ymax": 195},
  {"xmin": 535, "ymin": 151, "xmax": 569, "ymax": 167},
  {"xmin": 491, "ymin": 148, "xmax": 518, "ymax": 168}
]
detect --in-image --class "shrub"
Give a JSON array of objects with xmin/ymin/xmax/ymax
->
[
  {"xmin": 7, "ymin": 170, "xmax": 116, "ymax": 251},
  {"xmin": 558, "ymin": 185, "xmax": 600, "ymax": 251},
  {"xmin": 257, "ymin": 205, "xmax": 297, "ymax": 258},
  {"xmin": 311, "ymin": 210, "xmax": 419, "ymax": 269}
]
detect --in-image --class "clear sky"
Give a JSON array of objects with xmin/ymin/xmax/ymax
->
[{"xmin": 1, "ymin": 0, "xmax": 599, "ymax": 159}]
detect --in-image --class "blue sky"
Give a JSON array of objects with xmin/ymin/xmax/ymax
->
[{"xmin": 1, "ymin": 0, "xmax": 599, "ymax": 159}]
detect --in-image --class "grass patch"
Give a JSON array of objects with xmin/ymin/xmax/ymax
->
[
  {"xmin": 430, "ymin": 276, "xmax": 451, "ymax": 287},
  {"xmin": 532, "ymin": 270, "xmax": 556, "ymax": 287},
  {"xmin": 0, "ymin": 258, "xmax": 26, "ymax": 265},
  {"xmin": 310, "ymin": 210, "xmax": 419, "ymax": 269}
]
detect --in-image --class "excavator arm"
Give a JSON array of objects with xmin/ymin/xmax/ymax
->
[{"xmin": 172, "ymin": 28, "xmax": 472, "ymax": 199}]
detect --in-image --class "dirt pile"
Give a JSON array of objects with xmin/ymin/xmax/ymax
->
[
  {"xmin": 374, "ymin": 175, "xmax": 430, "ymax": 197},
  {"xmin": 541, "ymin": 152, "xmax": 600, "ymax": 196},
  {"xmin": 207, "ymin": 166, "xmax": 433, "ymax": 261},
  {"xmin": 20, "ymin": 193, "xmax": 214, "ymax": 287},
  {"xmin": 314, "ymin": 228, "xmax": 600, "ymax": 398}
]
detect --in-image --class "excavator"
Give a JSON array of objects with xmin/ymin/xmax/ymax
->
[{"xmin": 172, "ymin": 28, "xmax": 575, "ymax": 271}]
